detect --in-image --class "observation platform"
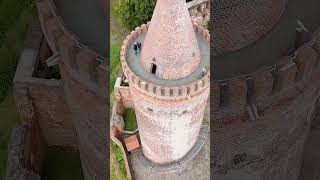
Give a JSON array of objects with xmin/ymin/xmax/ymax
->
[
  {"xmin": 126, "ymin": 32, "xmax": 210, "ymax": 87},
  {"xmin": 213, "ymin": 0, "xmax": 320, "ymax": 80}
]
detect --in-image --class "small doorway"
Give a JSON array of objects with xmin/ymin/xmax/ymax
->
[{"xmin": 151, "ymin": 63, "xmax": 157, "ymax": 75}]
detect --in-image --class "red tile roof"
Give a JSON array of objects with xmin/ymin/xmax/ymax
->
[{"xmin": 124, "ymin": 135, "xmax": 140, "ymax": 152}]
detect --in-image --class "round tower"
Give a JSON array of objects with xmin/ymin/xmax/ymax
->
[
  {"xmin": 212, "ymin": 0, "xmax": 288, "ymax": 55},
  {"xmin": 120, "ymin": 0, "xmax": 210, "ymax": 164},
  {"xmin": 211, "ymin": 0, "xmax": 320, "ymax": 179}
]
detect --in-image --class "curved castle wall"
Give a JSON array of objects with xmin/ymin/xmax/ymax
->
[
  {"xmin": 121, "ymin": 23, "xmax": 210, "ymax": 164},
  {"xmin": 130, "ymin": 82, "xmax": 209, "ymax": 163},
  {"xmin": 212, "ymin": 31, "xmax": 320, "ymax": 179},
  {"xmin": 36, "ymin": 0, "xmax": 108, "ymax": 179}
]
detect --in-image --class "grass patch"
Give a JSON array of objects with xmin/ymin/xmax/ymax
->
[
  {"xmin": 110, "ymin": 43, "xmax": 128, "ymax": 179},
  {"xmin": 41, "ymin": 148, "xmax": 84, "ymax": 180},
  {"xmin": 124, "ymin": 108, "xmax": 137, "ymax": 131},
  {"xmin": 110, "ymin": 0, "xmax": 121, "ymax": 22},
  {"xmin": 110, "ymin": 43, "xmax": 122, "ymax": 92},
  {"xmin": 0, "ymin": 0, "xmax": 34, "ymax": 44},
  {"xmin": 0, "ymin": 0, "xmax": 36, "ymax": 178},
  {"xmin": 110, "ymin": 1, "xmax": 129, "ymax": 179},
  {"xmin": 111, "ymin": 142, "xmax": 128, "ymax": 180},
  {"xmin": 0, "ymin": 0, "xmax": 36, "ymax": 102},
  {"xmin": 0, "ymin": 92, "xmax": 20, "ymax": 179}
]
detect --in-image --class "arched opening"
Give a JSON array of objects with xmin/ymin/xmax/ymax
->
[{"xmin": 151, "ymin": 63, "xmax": 157, "ymax": 75}]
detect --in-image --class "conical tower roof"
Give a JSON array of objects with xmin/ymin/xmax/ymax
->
[{"xmin": 141, "ymin": 0, "xmax": 201, "ymax": 80}]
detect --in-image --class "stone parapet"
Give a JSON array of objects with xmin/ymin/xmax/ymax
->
[
  {"xmin": 36, "ymin": 0, "xmax": 107, "ymax": 95},
  {"xmin": 114, "ymin": 77, "xmax": 134, "ymax": 109},
  {"xmin": 35, "ymin": 1, "xmax": 109, "ymax": 178},
  {"xmin": 14, "ymin": 21, "xmax": 77, "ymax": 147},
  {"xmin": 211, "ymin": 30, "xmax": 320, "ymax": 126},
  {"xmin": 120, "ymin": 23, "xmax": 210, "ymax": 100}
]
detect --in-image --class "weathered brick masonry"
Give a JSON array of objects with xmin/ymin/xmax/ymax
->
[
  {"xmin": 119, "ymin": 0, "xmax": 210, "ymax": 165},
  {"xmin": 212, "ymin": 30, "xmax": 320, "ymax": 179},
  {"xmin": 10, "ymin": 0, "xmax": 109, "ymax": 179},
  {"xmin": 14, "ymin": 21, "xmax": 77, "ymax": 148},
  {"xmin": 212, "ymin": 0, "xmax": 288, "ymax": 55},
  {"xmin": 9, "ymin": 0, "xmax": 209, "ymax": 179}
]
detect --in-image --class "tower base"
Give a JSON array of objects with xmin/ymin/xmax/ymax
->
[{"xmin": 128, "ymin": 125, "xmax": 209, "ymax": 179}]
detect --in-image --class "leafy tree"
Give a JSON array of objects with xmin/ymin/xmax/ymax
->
[{"xmin": 117, "ymin": 0, "xmax": 156, "ymax": 30}]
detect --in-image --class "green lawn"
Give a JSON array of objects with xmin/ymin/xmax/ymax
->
[
  {"xmin": 41, "ymin": 148, "xmax": 84, "ymax": 180},
  {"xmin": 0, "ymin": 0, "xmax": 36, "ymax": 179},
  {"xmin": 0, "ymin": 93, "xmax": 20, "ymax": 179},
  {"xmin": 110, "ymin": 142, "xmax": 128, "ymax": 180},
  {"xmin": 110, "ymin": 43, "xmax": 121, "ymax": 92},
  {"xmin": 110, "ymin": 0, "xmax": 129, "ymax": 179},
  {"xmin": 110, "ymin": 42, "xmax": 128, "ymax": 180},
  {"xmin": 0, "ymin": 0, "xmax": 36, "ymax": 102},
  {"xmin": 124, "ymin": 108, "xmax": 137, "ymax": 131}
]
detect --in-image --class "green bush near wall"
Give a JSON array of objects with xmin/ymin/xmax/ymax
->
[
  {"xmin": 117, "ymin": 0, "xmax": 194, "ymax": 30},
  {"xmin": 124, "ymin": 108, "xmax": 137, "ymax": 131},
  {"xmin": 0, "ymin": 0, "xmax": 36, "ymax": 178},
  {"xmin": 117, "ymin": 0, "xmax": 156, "ymax": 30},
  {"xmin": 0, "ymin": 0, "xmax": 36, "ymax": 102}
]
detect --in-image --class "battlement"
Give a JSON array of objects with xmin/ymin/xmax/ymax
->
[
  {"xmin": 120, "ymin": 23, "xmax": 210, "ymax": 100},
  {"xmin": 212, "ymin": 30, "xmax": 320, "ymax": 124},
  {"xmin": 36, "ymin": 0, "xmax": 107, "ymax": 93}
]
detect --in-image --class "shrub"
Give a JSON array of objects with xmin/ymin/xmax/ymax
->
[
  {"xmin": 117, "ymin": 0, "xmax": 156, "ymax": 30},
  {"xmin": 111, "ymin": 142, "xmax": 127, "ymax": 179},
  {"xmin": 124, "ymin": 108, "xmax": 137, "ymax": 131}
]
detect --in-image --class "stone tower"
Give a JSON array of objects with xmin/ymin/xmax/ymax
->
[
  {"xmin": 120, "ymin": 0, "xmax": 210, "ymax": 164},
  {"xmin": 212, "ymin": 0, "xmax": 320, "ymax": 179}
]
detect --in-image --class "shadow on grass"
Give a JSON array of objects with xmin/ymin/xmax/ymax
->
[
  {"xmin": 41, "ymin": 148, "xmax": 84, "ymax": 180},
  {"xmin": 0, "ymin": 93, "xmax": 20, "ymax": 179}
]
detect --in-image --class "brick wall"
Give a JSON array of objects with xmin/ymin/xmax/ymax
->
[
  {"xmin": 130, "ymin": 83, "xmax": 209, "ymax": 163},
  {"xmin": 14, "ymin": 21, "xmax": 77, "ymax": 148},
  {"xmin": 5, "ymin": 124, "xmax": 44, "ymax": 180},
  {"xmin": 211, "ymin": 32, "xmax": 320, "ymax": 179},
  {"xmin": 120, "ymin": 21, "xmax": 210, "ymax": 164},
  {"xmin": 212, "ymin": 0, "xmax": 288, "ymax": 55},
  {"xmin": 36, "ymin": 0, "xmax": 108, "ymax": 178},
  {"xmin": 114, "ymin": 77, "xmax": 134, "ymax": 109},
  {"xmin": 59, "ymin": 63, "xmax": 108, "ymax": 179}
]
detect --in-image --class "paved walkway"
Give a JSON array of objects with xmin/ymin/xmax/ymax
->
[
  {"xmin": 126, "ymin": 33, "xmax": 210, "ymax": 87},
  {"xmin": 53, "ymin": 0, "xmax": 107, "ymax": 57},
  {"xmin": 213, "ymin": 0, "xmax": 320, "ymax": 80}
]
